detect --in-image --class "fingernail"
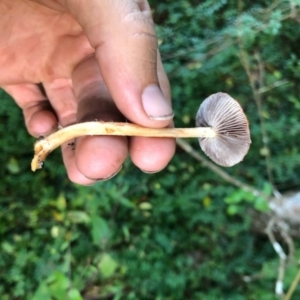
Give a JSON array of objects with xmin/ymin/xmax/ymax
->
[
  {"xmin": 140, "ymin": 167, "xmax": 164, "ymax": 174},
  {"xmin": 142, "ymin": 85, "xmax": 174, "ymax": 120},
  {"xmin": 85, "ymin": 165, "xmax": 123, "ymax": 182}
]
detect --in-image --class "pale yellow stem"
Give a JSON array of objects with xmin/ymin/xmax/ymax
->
[{"xmin": 31, "ymin": 121, "xmax": 216, "ymax": 171}]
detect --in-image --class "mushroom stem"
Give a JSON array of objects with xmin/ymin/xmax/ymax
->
[
  {"xmin": 31, "ymin": 122, "xmax": 216, "ymax": 171},
  {"xmin": 31, "ymin": 92, "xmax": 251, "ymax": 172}
]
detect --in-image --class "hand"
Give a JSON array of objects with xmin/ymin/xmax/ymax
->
[{"xmin": 0, "ymin": 0, "xmax": 175, "ymax": 185}]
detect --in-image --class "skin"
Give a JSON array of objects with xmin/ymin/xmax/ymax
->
[{"xmin": 0, "ymin": 0, "xmax": 176, "ymax": 185}]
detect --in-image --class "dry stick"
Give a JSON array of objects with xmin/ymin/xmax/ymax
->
[
  {"xmin": 266, "ymin": 218, "xmax": 287, "ymax": 297},
  {"xmin": 31, "ymin": 92, "xmax": 251, "ymax": 172},
  {"xmin": 285, "ymin": 269, "xmax": 300, "ymax": 300},
  {"xmin": 257, "ymin": 79, "xmax": 290, "ymax": 94},
  {"xmin": 278, "ymin": 221, "xmax": 295, "ymax": 264},
  {"xmin": 238, "ymin": 45, "xmax": 294, "ymax": 298},
  {"xmin": 238, "ymin": 47, "xmax": 275, "ymax": 189},
  {"xmin": 176, "ymin": 141, "xmax": 295, "ymax": 296},
  {"xmin": 176, "ymin": 138, "xmax": 269, "ymax": 201}
]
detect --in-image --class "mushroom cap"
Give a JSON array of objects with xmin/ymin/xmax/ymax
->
[{"xmin": 196, "ymin": 92, "xmax": 251, "ymax": 167}]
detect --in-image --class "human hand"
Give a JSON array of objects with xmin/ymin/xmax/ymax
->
[{"xmin": 0, "ymin": 0, "xmax": 175, "ymax": 185}]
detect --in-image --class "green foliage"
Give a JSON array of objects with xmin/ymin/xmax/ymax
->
[
  {"xmin": 225, "ymin": 183, "xmax": 272, "ymax": 215},
  {"xmin": 1, "ymin": 0, "xmax": 300, "ymax": 299}
]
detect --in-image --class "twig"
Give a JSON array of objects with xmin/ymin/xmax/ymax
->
[
  {"xmin": 238, "ymin": 46, "xmax": 275, "ymax": 191},
  {"xmin": 257, "ymin": 80, "xmax": 290, "ymax": 94},
  {"xmin": 278, "ymin": 221, "xmax": 295, "ymax": 264},
  {"xmin": 265, "ymin": 218, "xmax": 287, "ymax": 297},
  {"xmin": 284, "ymin": 268, "xmax": 300, "ymax": 300},
  {"xmin": 176, "ymin": 139, "xmax": 269, "ymax": 201}
]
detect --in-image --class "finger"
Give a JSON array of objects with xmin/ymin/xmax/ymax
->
[
  {"xmin": 71, "ymin": 56, "xmax": 128, "ymax": 181},
  {"xmin": 41, "ymin": 78, "xmax": 88, "ymax": 184},
  {"xmin": 42, "ymin": 78, "xmax": 77, "ymax": 127},
  {"xmin": 129, "ymin": 52, "xmax": 176, "ymax": 172},
  {"xmin": 61, "ymin": 141, "xmax": 97, "ymax": 186},
  {"xmin": 65, "ymin": 0, "xmax": 174, "ymax": 128},
  {"xmin": 65, "ymin": 0, "xmax": 176, "ymax": 173},
  {"xmin": 61, "ymin": 140, "xmax": 122, "ymax": 185},
  {"xmin": 1, "ymin": 83, "xmax": 57, "ymax": 137}
]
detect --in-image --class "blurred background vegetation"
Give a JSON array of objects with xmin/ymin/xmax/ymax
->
[{"xmin": 1, "ymin": 0, "xmax": 300, "ymax": 299}]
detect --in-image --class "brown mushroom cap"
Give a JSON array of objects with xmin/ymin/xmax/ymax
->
[{"xmin": 196, "ymin": 92, "xmax": 251, "ymax": 167}]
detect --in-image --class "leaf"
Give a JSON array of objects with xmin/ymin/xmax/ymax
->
[
  {"xmin": 263, "ymin": 182, "xmax": 273, "ymax": 196},
  {"xmin": 47, "ymin": 271, "xmax": 69, "ymax": 300},
  {"xmin": 227, "ymin": 205, "xmax": 240, "ymax": 215},
  {"xmin": 56, "ymin": 194, "xmax": 67, "ymax": 211},
  {"xmin": 50, "ymin": 226, "xmax": 60, "ymax": 238},
  {"xmin": 139, "ymin": 202, "xmax": 152, "ymax": 210},
  {"xmin": 32, "ymin": 282, "xmax": 52, "ymax": 300},
  {"xmin": 261, "ymin": 259, "xmax": 278, "ymax": 280},
  {"xmin": 91, "ymin": 216, "xmax": 111, "ymax": 246},
  {"xmin": 1, "ymin": 242, "xmax": 14, "ymax": 254},
  {"xmin": 68, "ymin": 288, "xmax": 83, "ymax": 300},
  {"xmin": 122, "ymin": 225, "xmax": 130, "ymax": 242},
  {"xmin": 68, "ymin": 211, "xmax": 90, "ymax": 224},
  {"xmin": 118, "ymin": 197, "xmax": 136, "ymax": 209},
  {"xmin": 225, "ymin": 189, "xmax": 254, "ymax": 205},
  {"xmin": 98, "ymin": 253, "xmax": 118, "ymax": 278},
  {"xmin": 6, "ymin": 157, "xmax": 20, "ymax": 174},
  {"xmin": 254, "ymin": 197, "xmax": 270, "ymax": 212},
  {"xmin": 202, "ymin": 196, "xmax": 211, "ymax": 208}
]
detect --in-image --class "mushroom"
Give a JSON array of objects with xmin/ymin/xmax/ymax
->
[
  {"xmin": 31, "ymin": 92, "xmax": 251, "ymax": 171},
  {"xmin": 196, "ymin": 92, "xmax": 251, "ymax": 167}
]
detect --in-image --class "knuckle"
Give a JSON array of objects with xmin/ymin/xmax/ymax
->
[{"xmin": 123, "ymin": 11, "xmax": 156, "ymax": 40}]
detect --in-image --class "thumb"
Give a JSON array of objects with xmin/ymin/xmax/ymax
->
[{"xmin": 65, "ymin": 0, "xmax": 173, "ymax": 128}]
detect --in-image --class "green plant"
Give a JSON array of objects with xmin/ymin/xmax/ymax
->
[{"xmin": 2, "ymin": 0, "xmax": 300, "ymax": 299}]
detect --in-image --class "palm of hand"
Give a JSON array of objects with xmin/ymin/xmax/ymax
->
[{"xmin": 0, "ymin": 1, "xmax": 93, "ymax": 84}]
